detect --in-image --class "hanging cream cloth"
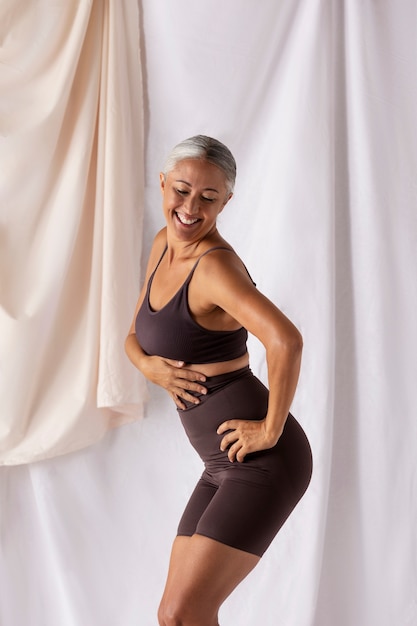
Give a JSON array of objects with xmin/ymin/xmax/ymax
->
[{"xmin": 0, "ymin": 0, "xmax": 146, "ymax": 465}]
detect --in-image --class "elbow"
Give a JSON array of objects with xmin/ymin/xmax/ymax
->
[
  {"xmin": 276, "ymin": 326, "xmax": 303, "ymax": 356},
  {"xmin": 291, "ymin": 327, "xmax": 303, "ymax": 353},
  {"xmin": 263, "ymin": 319, "xmax": 303, "ymax": 358},
  {"xmin": 124, "ymin": 333, "xmax": 135, "ymax": 358}
]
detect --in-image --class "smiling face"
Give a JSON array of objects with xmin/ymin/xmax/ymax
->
[{"xmin": 160, "ymin": 158, "xmax": 233, "ymax": 244}]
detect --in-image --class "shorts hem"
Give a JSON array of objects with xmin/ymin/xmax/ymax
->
[{"xmin": 176, "ymin": 529, "xmax": 263, "ymax": 557}]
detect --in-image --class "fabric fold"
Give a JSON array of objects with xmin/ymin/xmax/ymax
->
[{"xmin": 0, "ymin": 0, "xmax": 146, "ymax": 465}]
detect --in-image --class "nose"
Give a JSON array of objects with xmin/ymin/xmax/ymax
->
[{"xmin": 183, "ymin": 194, "xmax": 199, "ymax": 215}]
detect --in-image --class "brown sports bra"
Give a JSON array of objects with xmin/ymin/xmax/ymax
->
[{"xmin": 135, "ymin": 246, "xmax": 250, "ymax": 364}]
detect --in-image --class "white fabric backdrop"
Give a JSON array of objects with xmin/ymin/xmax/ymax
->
[{"xmin": 1, "ymin": 1, "xmax": 416, "ymax": 625}]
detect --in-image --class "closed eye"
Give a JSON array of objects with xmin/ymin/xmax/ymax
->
[{"xmin": 175, "ymin": 188, "xmax": 215, "ymax": 202}]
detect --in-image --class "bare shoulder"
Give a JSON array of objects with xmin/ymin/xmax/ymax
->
[
  {"xmin": 152, "ymin": 227, "xmax": 168, "ymax": 254},
  {"xmin": 197, "ymin": 247, "xmax": 302, "ymax": 345},
  {"xmin": 197, "ymin": 245, "xmax": 254, "ymax": 289},
  {"xmin": 193, "ymin": 245, "xmax": 258, "ymax": 314},
  {"xmin": 145, "ymin": 228, "xmax": 167, "ymax": 276}
]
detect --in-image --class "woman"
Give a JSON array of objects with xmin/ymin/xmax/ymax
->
[{"xmin": 125, "ymin": 135, "xmax": 312, "ymax": 626}]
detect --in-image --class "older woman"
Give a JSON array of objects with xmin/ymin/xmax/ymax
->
[{"xmin": 125, "ymin": 135, "xmax": 312, "ymax": 626}]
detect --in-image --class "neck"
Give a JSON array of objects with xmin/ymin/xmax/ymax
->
[{"xmin": 165, "ymin": 229, "xmax": 221, "ymax": 263}]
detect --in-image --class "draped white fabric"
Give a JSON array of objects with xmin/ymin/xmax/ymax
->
[
  {"xmin": 0, "ymin": 0, "xmax": 146, "ymax": 465},
  {"xmin": 1, "ymin": 1, "xmax": 416, "ymax": 625}
]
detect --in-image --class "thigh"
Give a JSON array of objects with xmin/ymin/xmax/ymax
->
[
  {"xmin": 159, "ymin": 534, "xmax": 260, "ymax": 625},
  {"xmin": 177, "ymin": 475, "xmax": 218, "ymax": 538},
  {"xmin": 195, "ymin": 471, "xmax": 297, "ymax": 557}
]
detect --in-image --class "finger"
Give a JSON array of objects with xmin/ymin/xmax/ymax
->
[
  {"xmin": 171, "ymin": 393, "xmax": 186, "ymax": 410},
  {"xmin": 220, "ymin": 431, "xmax": 239, "ymax": 452},
  {"xmin": 176, "ymin": 378, "xmax": 207, "ymax": 395},
  {"xmin": 180, "ymin": 370, "xmax": 207, "ymax": 384},
  {"xmin": 228, "ymin": 442, "xmax": 243, "ymax": 463},
  {"xmin": 166, "ymin": 360, "xmax": 207, "ymax": 383},
  {"xmin": 166, "ymin": 359, "xmax": 186, "ymax": 368},
  {"xmin": 172, "ymin": 381, "xmax": 206, "ymax": 402},
  {"xmin": 217, "ymin": 420, "xmax": 238, "ymax": 435},
  {"xmin": 173, "ymin": 387, "xmax": 203, "ymax": 406}
]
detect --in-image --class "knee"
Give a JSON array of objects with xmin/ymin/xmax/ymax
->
[
  {"xmin": 158, "ymin": 599, "xmax": 184, "ymax": 626},
  {"xmin": 157, "ymin": 605, "xmax": 183, "ymax": 626},
  {"xmin": 158, "ymin": 599, "xmax": 215, "ymax": 626}
]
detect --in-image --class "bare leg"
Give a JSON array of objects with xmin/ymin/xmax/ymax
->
[{"xmin": 158, "ymin": 534, "xmax": 260, "ymax": 626}]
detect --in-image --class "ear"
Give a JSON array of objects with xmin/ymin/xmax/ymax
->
[
  {"xmin": 159, "ymin": 172, "xmax": 166, "ymax": 194},
  {"xmin": 219, "ymin": 192, "xmax": 233, "ymax": 212}
]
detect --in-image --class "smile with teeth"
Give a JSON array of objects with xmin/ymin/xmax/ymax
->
[{"xmin": 176, "ymin": 211, "xmax": 200, "ymax": 225}]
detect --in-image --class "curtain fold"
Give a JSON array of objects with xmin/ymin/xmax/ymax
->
[
  {"xmin": 0, "ymin": 1, "xmax": 415, "ymax": 624},
  {"xmin": 0, "ymin": 0, "xmax": 146, "ymax": 465},
  {"xmin": 315, "ymin": 3, "xmax": 417, "ymax": 624}
]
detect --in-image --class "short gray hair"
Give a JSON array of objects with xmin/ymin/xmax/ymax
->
[{"xmin": 163, "ymin": 135, "xmax": 237, "ymax": 193}]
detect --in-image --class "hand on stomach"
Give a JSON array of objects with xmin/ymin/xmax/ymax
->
[{"xmin": 158, "ymin": 353, "xmax": 249, "ymax": 410}]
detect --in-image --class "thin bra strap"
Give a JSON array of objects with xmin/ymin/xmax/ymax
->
[
  {"xmin": 187, "ymin": 246, "xmax": 256, "ymax": 285},
  {"xmin": 152, "ymin": 244, "xmax": 168, "ymax": 275},
  {"xmin": 151, "ymin": 244, "xmax": 228, "ymax": 276},
  {"xmin": 152, "ymin": 244, "xmax": 255, "ymax": 286},
  {"xmin": 188, "ymin": 246, "xmax": 234, "ymax": 275}
]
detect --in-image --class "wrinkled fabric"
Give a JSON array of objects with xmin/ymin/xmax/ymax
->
[
  {"xmin": 0, "ymin": 1, "xmax": 416, "ymax": 625},
  {"xmin": 0, "ymin": 0, "xmax": 146, "ymax": 465}
]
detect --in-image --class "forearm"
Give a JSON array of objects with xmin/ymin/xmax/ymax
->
[
  {"xmin": 124, "ymin": 332, "xmax": 150, "ymax": 376},
  {"xmin": 263, "ymin": 336, "xmax": 303, "ymax": 443}
]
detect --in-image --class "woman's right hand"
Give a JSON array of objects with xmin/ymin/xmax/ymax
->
[{"xmin": 141, "ymin": 356, "xmax": 207, "ymax": 409}]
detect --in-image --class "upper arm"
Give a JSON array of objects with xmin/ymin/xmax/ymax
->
[{"xmin": 199, "ymin": 252, "xmax": 302, "ymax": 350}]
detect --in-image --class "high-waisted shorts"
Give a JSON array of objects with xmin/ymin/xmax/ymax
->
[{"xmin": 176, "ymin": 366, "xmax": 312, "ymax": 556}]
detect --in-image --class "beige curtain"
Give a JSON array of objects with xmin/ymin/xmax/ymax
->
[{"xmin": 0, "ymin": 0, "xmax": 146, "ymax": 465}]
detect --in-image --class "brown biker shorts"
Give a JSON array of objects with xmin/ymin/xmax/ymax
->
[{"xmin": 176, "ymin": 367, "xmax": 312, "ymax": 557}]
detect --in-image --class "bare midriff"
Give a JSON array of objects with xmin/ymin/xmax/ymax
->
[{"xmin": 187, "ymin": 352, "xmax": 250, "ymax": 378}]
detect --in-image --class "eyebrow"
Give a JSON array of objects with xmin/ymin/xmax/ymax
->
[{"xmin": 175, "ymin": 179, "xmax": 220, "ymax": 193}]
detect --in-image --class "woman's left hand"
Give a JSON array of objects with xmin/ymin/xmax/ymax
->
[{"xmin": 217, "ymin": 419, "xmax": 281, "ymax": 463}]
